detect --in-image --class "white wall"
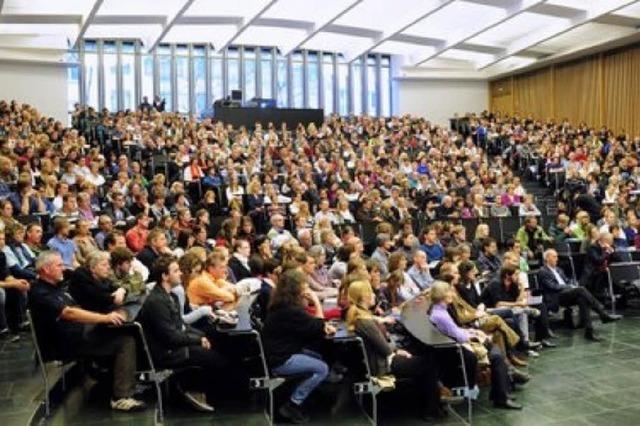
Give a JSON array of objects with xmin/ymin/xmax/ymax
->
[
  {"xmin": 394, "ymin": 78, "xmax": 488, "ymax": 125},
  {"xmin": 0, "ymin": 60, "xmax": 68, "ymax": 122}
]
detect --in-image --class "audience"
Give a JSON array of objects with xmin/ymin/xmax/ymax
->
[{"xmin": 0, "ymin": 99, "xmax": 633, "ymax": 421}]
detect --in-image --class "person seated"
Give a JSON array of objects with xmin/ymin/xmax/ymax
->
[
  {"xmin": 440, "ymin": 263, "xmax": 524, "ymax": 366},
  {"xmin": 3, "ymin": 224, "xmax": 36, "ymax": 280},
  {"xmin": 371, "ymin": 233, "xmax": 392, "ymax": 278},
  {"xmin": 110, "ymin": 247, "xmax": 146, "ymax": 297},
  {"xmin": 228, "ymin": 238, "xmax": 252, "ymax": 282},
  {"xmin": 328, "ymin": 243, "xmax": 355, "ymax": 282},
  {"xmin": 580, "ymin": 232, "xmax": 621, "ymax": 296},
  {"xmin": 188, "ymin": 252, "xmax": 238, "ymax": 310},
  {"xmin": 346, "ymin": 280, "xmax": 445, "ymax": 419},
  {"xmin": 515, "ymin": 216, "xmax": 552, "ymax": 260},
  {"xmin": 46, "ymin": 217, "xmax": 79, "ymax": 270},
  {"xmin": 435, "ymin": 195, "xmax": 457, "ymax": 219},
  {"xmin": 104, "ymin": 192, "xmax": 133, "ymax": 227},
  {"xmin": 548, "ymin": 214, "xmax": 574, "ymax": 243},
  {"xmin": 518, "ymin": 194, "xmax": 541, "ymax": 217},
  {"xmin": 9, "ymin": 173, "xmax": 47, "ymax": 216},
  {"xmin": 69, "ymin": 250, "xmax": 127, "ymax": 314},
  {"xmin": 407, "ymin": 250, "xmax": 434, "ymax": 290},
  {"xmin": 52, "ymin": 193, "xmax": 81, "ymax": 225},
  {"xmin": 139, "ymin": 255, "xmax": 234, "ymax": 412},
  {"xmin": 262, "ymin": 268, "xmax": 336, "ymax": 424},
  {"xmin": 126, "ymin": 213, "xmax": 151, "ymax": 255},
  {"xmin": 477, "ymin": 237, "xmax": 501, "ymax": 276},
  {"xmin": 569, "ymin": 210, "xmax": 591, "ymax": 240},
  {"xmin": 25, "ymin": 222, "xmax": 46, "ymax": 258},
  {"xmin": 429, "ymin": 281, "xmax": 523, "ymax": 410},
  {"xmin": 304, "ymin": 246, "xmax": 338, "ymax": 300},
  {"xmin": 137, "ymin": 228, "xmax": 172, "ymax": 271},
  {"xmin": 482, "ymin": 265, "xmax": 554, "ymax": 352},
  {"xmin": 266, "ymin": 214, "xmax": 293, "ymax": 251},
  {"xmin": 0, "ymin": 231, "xmax": 29, "ymax": 340},
  {"xmin": 74, "ymin": 218, "xmax": 99, "ymax": 267},
  {"xmin": 105, "ymin": 230, "xmax": 150, "ymax": 282},
  {"xmin": 419, "ymin": 226, "xmax": 445, "ymax": 262},
  {"xmin": 95, "ymin": 215, "xmax": 114, "ymax": 250},
  {"xmin": 314, "ymin": 199, "xmax": 338, "ymax": 225},
  {"xmin": 538, "ymin": 249, "xmax": 621, "ymax": 341},
  {"xmin": 29, "ymin": 251, "xmax": 145, "ymax": 412}
]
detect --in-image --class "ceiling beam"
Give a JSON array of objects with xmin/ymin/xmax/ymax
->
[
  {"xmin": 283, "ymin": 0, "xmax": 363, "ymax": 55},
  {"xmin": 346, "ymin": 0, "xmax": 455, "ymax": 63},
  {"xmin": 529, "ymin": 2, "xmax": 583, "ymax": 19},
  {"xmin": 414, "ymin": 0, "xmax": 546, "ymax": 66},
  {"xmin": 93, "ymin": 15, "xmax": 167, "ymax": 26},
  {"xmin": 148, "ymin": 0, "xmax": 196, "ymax": 52},
  {"xmin": 176, "ymin": 15, "xmax": 243, "ymax": 26},
  {"xmin": 478, "ymin": 0, "xmax": 638, "ymax": 70},
  {"xmin": 253, "ymin": 17, "xmax": 315, "ymax": 31},
  {"xmin": 323, "ymin": 24, "xmax": 382, "ymax": 39},
  {"xmin": 594, "ymin": 13, "xmax": 640, "ymax": 28},
  {"xmin": 217, "ymin": 0, "xmax": 278, "ymax": 52},
  {"xmin": 0, "ymin": 14, "xmax": 82, "ymax": 24},
  {"xmin": 73, "ymin": 0, "xmax": 104, "ymax": 47},
  {"xmin": 0, "ymin": 1, "xmax": 4, "ymax": 14}
]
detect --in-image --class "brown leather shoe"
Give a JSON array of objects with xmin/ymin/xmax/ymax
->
[{"xmin": 509, "ymin": 355, "xmax": 528, "ymax": 367}]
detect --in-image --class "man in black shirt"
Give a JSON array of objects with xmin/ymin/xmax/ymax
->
[
  {"xmin": 28, "ymin": 251, "xmax": 144, "ymax": 411},
  {"xmin": 139, "ymin": 255, "xmax": 230, "ymax": 412},
  {"xmin": 482, "ymin": 265, "xmax": 554, "ymax": 353}
]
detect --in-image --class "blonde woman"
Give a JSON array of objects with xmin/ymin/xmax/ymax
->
[
  {"xmin": 74, "ymin": 218, "xmax": 99, "ymax": 266},
  {"xmin": 346, "ymin": 280, "xmax": 443, "ymax": 419}
]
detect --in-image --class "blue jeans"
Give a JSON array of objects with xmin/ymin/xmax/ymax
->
[{"xmin": 272, "ymin": 351, "xmax": 329, "ymax": 405}]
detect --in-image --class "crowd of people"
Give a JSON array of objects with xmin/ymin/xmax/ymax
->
[{"xmin": 0, "ymin": 97, "xmax": 634, "ymax": 423}]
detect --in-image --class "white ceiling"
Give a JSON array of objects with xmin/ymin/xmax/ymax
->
[{"xmin": 1, "ymin": 0, "xmax": 639, "ymax": 77}]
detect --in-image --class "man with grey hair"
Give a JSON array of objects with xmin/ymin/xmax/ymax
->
[
  {"xmin": 68, "ymin": 250, "xmax": 127, "ymax": 314},
  {"xmin": 29, "ymin": 251, "xmax": 144, "ymax": 411},
  {"xmin": 538, "ymin": 249, "xmax": 621, "ymax": 341},
  {"xmin": 297, "ymin": 228, "xmax": 313, "ymax": 251},
  {"xmin": 267, "ymin": 213, "xmax": 292, "ymax": 250}
]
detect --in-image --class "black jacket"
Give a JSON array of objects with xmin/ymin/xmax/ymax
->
[
  {"xmin": 137, "ymin": 246, "xmax": 159, "ymax": 271},
  {"xmin": 138, "ymin": 284, "xmax": 204, "ymax": 365},
  {"xmin": 68, "ymin": 267, "xmax": 120, "ymax": 313},
  {"xmin": 537, "ymin": 265, "xmax": 570, "ymax": 312},
  {"xmin": 262, "ymin": 304, "xmax": 325, "ymax": 367},
  {"xmin": 229, "ymin": 256, "xmax": 252, "ymax": 282}
]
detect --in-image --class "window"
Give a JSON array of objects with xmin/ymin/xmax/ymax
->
[
  {"xmin": 103, "ymin": 41, "xmax": 117, "ymax": 111},
  {"xmin": 84, "ymin": 41, "xmax": 98, "ymax": 108},
  {"xmin": 261, "ymin": 48, "xmax": 272, "ymax": 99},
  {"xmin": 381, "ymin": 56, "xmax": 391, "ymax": 117},
  {"xmin": 291, "ymin": 52, "xmax": 303, "ymax": 108},
  {"xmin": 158, "ymin": 45, "xmax": 172, "ymax": 111},
  {"xmin": 338, "ymin": 59, "xmax": 348, "ymax": 116},
  {"xmin": 307, "ymin": 52, "xmax": 319, "ymax": 108},
  {"xmin": 141, "ymin": 54, "xmax": 154, "ymax": 102},
  {"xmin": 227, "ymin": 48, "xmax": 240, "ymax": 95},
  {"xmin": 122, "ymin": 42, "xmax": 135, "ymax": 111},
  {"xmin": 176, "ymin": 45, "xmax": 189, "ymax": 113},
  {"xmin": 322, "ymin": 54, "xmax": 334, "ymax": 115},
  {"xmin": 276, "ymin": 56, "xmax": 288, "ymax": 107},
  {"xmin": 367, "ymin": 56, "xmax": 377, "ymax": 116},
  {"xmin": 244, "ymin": 48, "xmax": 256, "ymax": 101},
  {"xmin": 351, "ymin": 58, "xmax": 362, "ymax": 115},
  {"xmin": 194, "ymin": 46, "xmax": 207, "ymax": 115},
  {"xmin": 76, "ymin": 41, "xmax": 389, "ymax": 118},
  {"xmin": 212, "ymin": 55, "xmax": 223, "ymax": 101}
]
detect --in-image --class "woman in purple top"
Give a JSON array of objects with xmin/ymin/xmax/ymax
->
[{"xmin": 428, "ymin": 281, "xmax": 523, "ymax": 410}]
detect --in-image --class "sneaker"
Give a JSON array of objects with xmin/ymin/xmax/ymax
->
[
  {"xmin": 278, "ymin": 401, "xmax": 310, "ymax": 424},
  {"xmin": 182, "ymin": 391, "xmax": 215, "ymax": 412},
  {"xmin": 526, "ymin": 350, "xmax": 540, "ymax": 358},
  {"xmin": 110, "ymin": 398, "xmax": 147, "ymax": 412}
]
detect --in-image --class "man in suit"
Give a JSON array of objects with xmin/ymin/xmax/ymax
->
[
  {"xmin": 538, "ymin": 249, "xmax": 621, "ymax": 341},
  {"xmin": 228, "ymin": 238, "xmax": 252, "ymax": 282}
]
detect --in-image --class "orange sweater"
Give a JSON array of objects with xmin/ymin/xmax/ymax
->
[{"xmin": 187, "ymin": 271, "xmax": 236, "ymax": 307}]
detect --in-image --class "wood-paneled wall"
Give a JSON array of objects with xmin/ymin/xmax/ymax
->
[{"xmin": 489, "ymin": 43, "xmax": 640, "ymax": 136}]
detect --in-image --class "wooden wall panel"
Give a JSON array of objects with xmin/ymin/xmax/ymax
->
[{"xmin": 489, "ymin": 42, "xmax": 640, "ymax": 135}]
